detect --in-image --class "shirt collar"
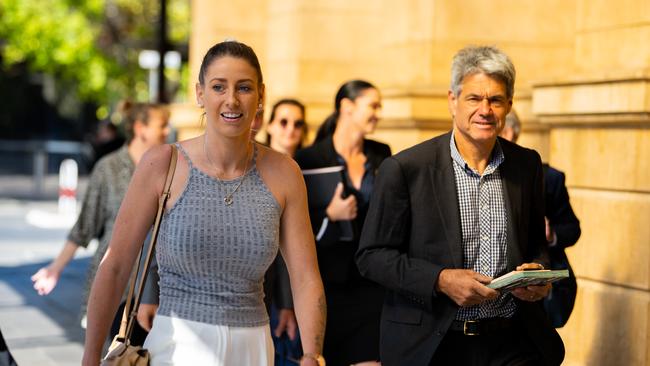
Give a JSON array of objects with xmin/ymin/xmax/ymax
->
[
  {"xmin": 449, "ymin": 131, "xmax": 505, "ymax": 176},
  {"xmin": 116, "ymin": 144, "xmax": 135, "ymax": 170}
]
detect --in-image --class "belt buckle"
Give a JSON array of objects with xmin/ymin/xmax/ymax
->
[{"xmin": 463, "ymin": 320, "xmax": 480, "ymax": 336}]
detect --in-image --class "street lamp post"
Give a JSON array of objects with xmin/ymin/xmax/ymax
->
[
  {"xmin": 138, "ymin": 50, "xmax": 181, "ymax": 103},
  {"xmin": 157, "ymin": 0, "xmax": 168, "ymax": 103}
]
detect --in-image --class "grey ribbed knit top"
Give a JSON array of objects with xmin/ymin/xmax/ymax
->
[{"xmin": 156, "ymin": 142, "xmax": 281, "ymax": 326}]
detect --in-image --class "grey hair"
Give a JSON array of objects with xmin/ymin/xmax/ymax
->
[
  {"xmin": 504, "ymin": 110, "xmax": 521, "ymax": 138},
  {"xmin": 450, "ymin": 46, "xmax": 516, "ymax": 99}
]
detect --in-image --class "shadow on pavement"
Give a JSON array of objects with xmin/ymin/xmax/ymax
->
[{"xmin": 0, "ymin": 257, "xmax": 89, "ymax": 350}]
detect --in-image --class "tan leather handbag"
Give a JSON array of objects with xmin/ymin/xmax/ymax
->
[{"xmin": 101, "ymin": 145, "xmax": 177, "ymax": 366}]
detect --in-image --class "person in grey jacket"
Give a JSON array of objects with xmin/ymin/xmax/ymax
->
[{"xmin": 31, "ymin": 102, "xmax": 170, "ymax": 345}]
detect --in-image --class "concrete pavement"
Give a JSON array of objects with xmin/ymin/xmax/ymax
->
[{"xmin": 0, "ymin": 197, "xmax": 92, "ymax": 365}]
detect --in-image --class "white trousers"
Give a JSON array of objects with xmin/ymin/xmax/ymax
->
[{"xmin": 144, "ymin": 315, "xmax": 274, "ymax": 366}]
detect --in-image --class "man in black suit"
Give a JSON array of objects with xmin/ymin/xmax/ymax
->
[
  {"xmin": 356, "ymin": 46, "xmax": 565, "ymax": 365},
  {"xmin": 501, "ymin": 111, "xmax": 581, "ymax": 328}
]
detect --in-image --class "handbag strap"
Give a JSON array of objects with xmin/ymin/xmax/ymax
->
[{"xmin": 117, "ymin": 144, "xmax": 178, "ymax": 343}]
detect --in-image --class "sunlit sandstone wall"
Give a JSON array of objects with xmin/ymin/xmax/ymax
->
[
  {"xmin": 181, "ymin": 0, "xmax": 574, "ymax": 155},
  {"xmin": 175, "ymin": 0, "xmax": 268, "ymax": 140},
  {"xmin": 181, "ymin": 1, "xmax": 650, "ymax": 364},
  {"xmin": 532, "ymin": 1, "xmax": 650, "ymax": 364}
]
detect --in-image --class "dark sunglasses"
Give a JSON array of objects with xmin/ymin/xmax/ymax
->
[{"xmin": 279, "ymin": 118, "xmax": 305, "ymax": 129}]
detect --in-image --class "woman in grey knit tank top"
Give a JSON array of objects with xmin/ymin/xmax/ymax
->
[
  {"xmin": 155, "ymin": 142, "xmax": 280, "ymax": 327},
  {"xmin": 83, "ymin": 41, "xmax": 326, "ymax": 366}
]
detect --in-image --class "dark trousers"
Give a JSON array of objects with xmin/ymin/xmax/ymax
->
[
  {"xmin": 322, "ymin": 284, "xmax": 382, "ymax": 366},
  {"xmin": 109, "ymin": 301, "xmax": 148, "ymax": 346},
  {"xmin": 429, "ymin": 327, "xmax": 542, "ymax": 366},
  {"xmin": 270, "ymin": 305, "xmax": 302, "ymax": 366}
]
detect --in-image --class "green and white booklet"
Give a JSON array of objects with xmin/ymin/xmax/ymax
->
[{"xmin": 487, "ymin": 269, "xmax": 569, "ymax": 292}]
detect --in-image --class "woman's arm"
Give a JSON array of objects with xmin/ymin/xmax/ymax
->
[
  {"xmin": 82, "ymin": 145, "xmax": 172, "ymax": 365},
  {"xmin": 276, "ymin": 159, "xmax": 326, "ymax": 365},
  {"xmin": 32, "ymin": 162, "xmax": 111, "ymax": 295},
  {"xmin": 31, "ymin": 240, "xmax": 79, "ymax": 295}
]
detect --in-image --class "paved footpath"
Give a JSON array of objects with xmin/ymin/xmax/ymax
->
[{"xmin": 0, "ymin": 198, "xmax": 93, "ymax": 365}]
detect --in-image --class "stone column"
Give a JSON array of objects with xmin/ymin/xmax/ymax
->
[
  {"xmin": 264, "ymin": 0, "xmax": 385, "ymax": 141},
  {"xmin": 180, "ymin": 0, "xmax": 575, "ymax": 154}
]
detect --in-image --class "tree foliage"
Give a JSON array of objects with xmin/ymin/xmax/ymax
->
[{"xmin": 0, "ymin": 0, "xmax": 189, "ymax": 113}]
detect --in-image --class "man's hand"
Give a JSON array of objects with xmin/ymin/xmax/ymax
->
[
  {"xmin": 325, "ymin": 183, "xmax": 357, "ymax": 221},
  {"xmin": 136, "ymin": 303, "xmax": 159, "ymax": 332},
  {"xmin": 31, "ymin": 265, "xmax": 61, "ymax": 295},
  {"xmin": 274, "ymin": 308, "xmax": 298, "ymax": 340},
  {"xmin": 511, "ymin": 263, "xmax": 552, "ymax": 302},
  {"xmin": 436, "ymin": 269, "xmax": 499, "ymax": 307},
  {"xmin": 545, "ymin": 217, "xmax": 556, "ymax": 244}
]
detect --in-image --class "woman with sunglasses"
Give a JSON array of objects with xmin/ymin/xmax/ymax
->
[
  {"xmin": 295, "ymin": 80, "xmax": 391, "ymax": 366},
  {"xmin": 264, "ymin": 98, "xmax": 309, "ymax": 365},
  {"xmin": 266, "ymin": 99, "xmax": 308, "ymax": 156}
]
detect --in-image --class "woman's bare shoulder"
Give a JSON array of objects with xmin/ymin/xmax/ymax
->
[
  {"xmin": 139, "ymin": 144, "xmax": 175, "ymax": 174},
  {"xmin": 141, "ymin": 136, "xmax": 200, "ymax": 172}
]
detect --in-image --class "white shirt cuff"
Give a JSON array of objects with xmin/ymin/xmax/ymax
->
[
  {"xmin": 315, "ymin": 217, "xmax": 329, "ymax": 241},
  {"xmin": 548, "ymin": 231, "xmax": 558, "ymax": 247}
]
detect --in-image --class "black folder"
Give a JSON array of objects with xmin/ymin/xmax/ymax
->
[{"xmin": 302, "ymin": 166, "xmax": 356, "ymax": 241}]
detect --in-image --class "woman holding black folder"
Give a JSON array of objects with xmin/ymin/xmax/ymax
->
[{"xmin": 295, "ymin": 80, "xmax": 391, "ymax": 366}]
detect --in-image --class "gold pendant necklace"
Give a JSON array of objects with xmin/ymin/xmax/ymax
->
[{"xmin": 203, "ymin": 134, "xmax": 251, "ymax": 206}]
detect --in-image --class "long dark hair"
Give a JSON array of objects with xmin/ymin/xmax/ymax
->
[
  {"xmin": 314, "ymin": 80, "xmax": 376, "ymax": 143},
  {"xmin": 265, "ymin": 98, "xmax": 307, "ymax": 149},
  {"xmin": 198, "ymin": 40, "xmax": 263, "ymax": 86}
]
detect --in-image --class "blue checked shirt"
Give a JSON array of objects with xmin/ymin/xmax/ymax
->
[{"xmin": 450, "ymin": 133, "xmax": 517, "ymax": 320}]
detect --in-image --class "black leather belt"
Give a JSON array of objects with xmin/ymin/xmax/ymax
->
[{"xmin": 449, "ymin": 318, "xmax": 514, "ymax": 336}]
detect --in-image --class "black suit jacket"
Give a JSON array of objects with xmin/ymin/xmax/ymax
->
[
  {"xmin": 544, "ymin": 165, "xmax": 581, "ymax": 251},
  {"xmin": 295, "ymin": 136, "xmax": 391, "ymax": 285},
  {"xmin": 543, "ymin": 164, "xmax": 581, "ymax": 327},
  {"xmin": 356, "ymin": 132, "xmax": 564, "ymax": 366}
]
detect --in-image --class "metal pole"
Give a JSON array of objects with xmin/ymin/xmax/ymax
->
[
  {"xmin": 157, "ymin": 0, "xmax": 168, "ymax": 103},
  {"xmin": 33, "ymin": 149, "xmax": 47, "ymax": 197}
]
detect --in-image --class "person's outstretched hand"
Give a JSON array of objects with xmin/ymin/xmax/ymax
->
[{"xmin": 31, "ymin": 265, "xmax": 61, "ymax": 295}]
